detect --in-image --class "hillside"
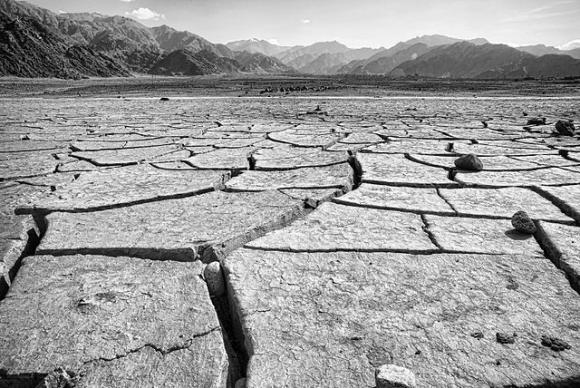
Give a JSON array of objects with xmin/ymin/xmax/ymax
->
[
  {"xmin": 149, "ymin": 49, "xmax": 239, "ymax": 75},
  {"xmin": 0, "ymin": 7, "xmax": 130, "ymax": 78},
  {"xmin": 518, "ymin": 44, "xmax": 580, "ymax": 60},
  {"xmin": 272, "ymin": 41, "xmax": 384, "ymax": 74},
  {"xmin": 2, "ymin": 0, "xmax": 579, "ymax": 79},
  {"xmin": 226, "ymin": 39, "xmax": 291, "ymax": 56},
  {"xmin": 391, "ymin": 42, "xmax": 580, "ymax": 78},
  {"xmin": 151, "ymin": 25, "xmax": 233, "ymax": 58},
  {"xmin": 347, "ymin": 43, "xmax": 432, "ymax": 75},
  {"xmin": 233, "ymin": 51, "xmax": 294, "ymax": 74},
  {"xmin": 338, "ymin": 35, "xmax": 489, "ymax": 74},
  {"xmin": 0, "ymin": 0, "xmax": 293, "ymax": 78}
]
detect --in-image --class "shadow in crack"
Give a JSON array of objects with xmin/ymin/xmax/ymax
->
[{"xmin": 502, "ymin": 375, "xmax": 580, "ymax": 388}]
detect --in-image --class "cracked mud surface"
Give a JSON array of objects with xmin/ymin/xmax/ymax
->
[{"xmin": 1, "ymin": 97, "xmax": 579, "ymax": 387}]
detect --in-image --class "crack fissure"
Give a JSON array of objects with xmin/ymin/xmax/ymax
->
[
  {"xmin": 241, "ymin": 244, "xmax": 501, "ymax": 256},
  {"xmin": 534, "ymin": 221, "xmax": 580, "ymax": 295},
  {"xmin": 15, "ymin": 186, "xmax": 220, "ymax": 216},
  {"xmin": 83, "ymin": 326, "xmax": 222, "ymax": 366},
  {"xmin": 420, "ymin": 214, "xmax": 444, "ymax": 250},
  {"xmin": 435, "ymin": 187, "xmax": 459, "ymax": 214}
]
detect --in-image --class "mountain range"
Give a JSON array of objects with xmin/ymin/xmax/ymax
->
[{"xmin": 1, "ymin": 0, "xmax": 580, "ymax": 79}]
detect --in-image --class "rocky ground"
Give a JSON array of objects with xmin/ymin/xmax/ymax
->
[
  {"xmin": 2, "ymin": 76, "xmax": 580, "ymax": 99},
  {"xmin": 0, "ymin": 96, "xmax": 579, "ymax": 387}
]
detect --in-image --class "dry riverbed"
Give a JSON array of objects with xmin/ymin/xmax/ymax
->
[{"xmin": 1, "ymin": 96, "xmax": 579, "ymax": 387}]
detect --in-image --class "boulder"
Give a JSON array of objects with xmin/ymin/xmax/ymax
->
[{"xmin": 555, "ymin": 120, "xmax": 576, "ymax": 136}]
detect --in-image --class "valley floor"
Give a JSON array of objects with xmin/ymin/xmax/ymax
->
[
  {"xmin": 1, "ymin": 75, "xmax": 580, "ymax": 98},
  {"xmin": 0, "ymin": 96, "xmax": 579, "ymax": 387}
]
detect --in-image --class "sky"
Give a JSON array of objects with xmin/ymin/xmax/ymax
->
[{"xmin": 25, "ymin": 0, "xmax": 580, "ymax": 49}]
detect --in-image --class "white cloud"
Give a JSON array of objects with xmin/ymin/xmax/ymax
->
[
  {"xmin": 266, "ymin": 38, "xmax": 279, "ymax": 45},
  {"xmin": 120, "ymin": 0, "xmax": 135, "ymax": 2},
  {"xmin": 125, "ymin": 8, "xmax": 165, "ymax": 21},
  {"xmin": 502, "ymin": 1, "xmax": 578, "ymax": 23},
  {"xmin": 559, "ymin": 39, "xmax": 580, "ymax": 50},
  {"xmin": 301, "ymin": 19, "xmax": 311, "ymax": 24},
  {"xmin": 503, "ymin": 10, "xmax": 572, "ymax": 23}
]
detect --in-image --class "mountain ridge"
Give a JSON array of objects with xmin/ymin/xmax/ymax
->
[
  {"xmin": 0, "ymin": 0, "xmax": 294, "ymax": 77},
  {"xmin": 390, "ymin": 42, "xmax": 580, "ymax": 79},
  {"xmin": 1, "ymin": 0, "xmax": 579, "ymax": 79}
]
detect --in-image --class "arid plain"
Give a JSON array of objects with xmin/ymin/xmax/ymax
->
[{"xmin": 1, "ymin": 89, "xmax": 579, "ymax": 387}]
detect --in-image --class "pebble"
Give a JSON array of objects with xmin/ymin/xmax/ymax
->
[
  {"xmin": 235, "ymin": 377, "xmax": 247, "ymax": 388},
  {"xmin": 454, "ymin": 154, "xmax": 483, "ymax": 171},
  {"xmin": 471, "ymin": 331, "xmax": 484, "ymax": 339},
  {"xmin": 375, "ymin": 364, "xmax": 416, "ymax": 388},
  {"xmin": 541, "ymin": 335, "xmax": 571, "ymax": 351},
  {"xmin": 527, "ymin": 117, "xmax": 546, "ymax": 125},
  {"xmin": 496, "ymin": 332, "xmax": 517, "ymax": 344},
  {"xmin": 204, "ymin": 261, "xmax": 226, "ymax": 297},
  {"xmin": 511, "ymin": 211, "xmax": 536, "ymax": 234}
]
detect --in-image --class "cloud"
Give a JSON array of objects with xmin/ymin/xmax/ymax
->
[
  {"xmin": 125, "ymin": 8, "xmax": 165, "ymax": 21},
  {"xmin": 266, "ymin": 38, "xmax": 280, "ymax": 45},
  {"xmin": 559, "ymin": 39, "xmax": 580, "ymax": 50},
  {"xmin": 502, "ymin": 1, "xmax": 577, "ymax": 23},
  {"xmin": 301, "ymin": 19, "xmax": 311, "ymax": 24},
  {"xmin": 120, "ymin": 0, "xmax": 135, "ymax": 2}
]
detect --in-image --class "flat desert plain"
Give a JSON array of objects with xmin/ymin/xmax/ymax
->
[{"xmin": 1, "ymin": 95, "xmax": 580, "ymax": 387}]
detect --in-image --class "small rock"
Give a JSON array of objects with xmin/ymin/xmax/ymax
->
[
  {"xmin": 481, "ymin": 120, "xmax": 488, "ymax": 128},
  {"xmin": 37, "ymin": 367, "xmax": 78, "ymax": 388},
  {"xmin": 375, "ymin": 364, "xmax": 416, "ymax": 388},
  {"xmin": 523, "ymin": 111, "xmax": 528, "ymax": 116},
  {"xmin": 527, "ymin": 117, "xmax": 546, "ymax": 125},
  {"xmin": 511, "ymin": 211, "xmax": 536, "ymax": 234},
  {"xmin": 454, "ymin": 154, "xmax": 483, "ymax": 171},
  {"xmin": 555, "ymin": 120, "xmax": 576, "ymax": 136},
  {"xmin": 306, "ymin": 105, "xmax": 327, "ymax": 115},
  {"xmin": 204, "ymin": 261, "xmax": 226, "ymax": 297},
  {"xmin": 20, "ymin": 134, "xmax": 30, "ymax": 141},
  {"xmin": 235, "ymin": 378, "xmax": 247, "ymax": 388},
  {"xmin": 471, "ymin": 331, "xmax": 484, "ymax": 339},
  {"xmin": 160, "ymin": 97, "xmax": 170, "ymax": 101},
  {"xmin": 541, "ymin": 335, "xmax": 571, "ymax": 351},
  {"xmin": 496, "ymin": 332, "xmax": 517, "ymax": 344}
]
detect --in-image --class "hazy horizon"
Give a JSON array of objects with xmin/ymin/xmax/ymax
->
[{"xmin": 24, "ymin": 0, "xmax": 580, "ymax": 50}]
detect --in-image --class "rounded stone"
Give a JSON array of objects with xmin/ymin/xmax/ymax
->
[
  {"xmin": 204, "ymin": 261, "xmax": 226, "ymax": 297},
  {"xmin": 454, "ymin": 154, "xmax": 483, "ymax": 171},
  {"xmin": 555, "ymin": 120, "xmax": 576, "ymax": 136},
  {"xmin": 235, "ymin": 377, "xmax": 247, "ymax": 388},
  {"xmin": 511, "ymin": 211, "xmax": 536, "ymax": 234},
  {"xmin": 375, "ymin": 364, "xmax": 416, "ymax": 388}
]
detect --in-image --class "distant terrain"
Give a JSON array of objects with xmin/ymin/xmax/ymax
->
[
  {"xmin": 1, "ymin": 0, "xmax": 580, "ymax": 79},
  {"xmin": 1, "ymin": 76, "xmax": 579, "ymax": 99}
]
